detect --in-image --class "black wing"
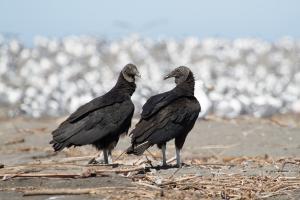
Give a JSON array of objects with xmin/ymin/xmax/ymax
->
[
  {"xmin": 67, "ymin": 92, "xmax": 127, "ymax": 123},
  {"xmin": 131, "ymin": 96, "xmax": 200, "ymax": 145},
  {"xmin": 51, "ymin": 98, "xmax": 134, "ymax": 151},
  {"xmin": 141, "ymin": 90, "xmax": 183, "ymax": 119}
]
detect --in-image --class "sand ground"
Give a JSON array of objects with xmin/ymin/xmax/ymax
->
[{"xmin": 0, "ymin": 114, "xmax": 300, "ymax": 199}]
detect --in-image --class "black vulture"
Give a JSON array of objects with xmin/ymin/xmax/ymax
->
[
  {"xmin": 127, "ymin": 66, "xmax": 201, "ymax": 167},
  {"xmin": 50, "ymin": 63, "xmax": 140, "ymax": 164}
]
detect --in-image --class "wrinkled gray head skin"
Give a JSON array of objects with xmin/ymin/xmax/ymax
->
[
  {"xmin": 164, "ymin": 66, "xmax": 191, "ymax": 85},
  {"xmin": 122, "ymin": 63, "xmax": 141, "ymax": 82}
]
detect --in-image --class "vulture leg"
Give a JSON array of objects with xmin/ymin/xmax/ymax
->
[
  {"xmin": 103, "ymin": 149, "xmax": 109, "ymax": 164},
  {"xmin": 108, "ymin": 149, "xmax": 113, "ymax": 164},
  {"xmin": 161, "ymin": 143, "xmax": 167, "ymax": 166},
  {"xmin": 175, "ymin": 146, "xmax": 182, "ymax": 167}
]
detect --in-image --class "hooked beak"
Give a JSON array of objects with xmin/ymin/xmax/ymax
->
[{"xmin": 163, "ymin": 71, "xmax": 175, "ymax": 80}]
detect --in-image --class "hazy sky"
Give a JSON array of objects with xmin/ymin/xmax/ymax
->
[{"xmin": 1, "ymin": 0, "xmax": 299, "ymax": 44}]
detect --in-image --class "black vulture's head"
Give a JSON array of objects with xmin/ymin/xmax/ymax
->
[
  {"xmin": 164, "ymin": 66, "xmax": 191, "ymax": 85},
  {"xmin": 122, "ymin": 63, "xmax": 141, "ymax": 82}
]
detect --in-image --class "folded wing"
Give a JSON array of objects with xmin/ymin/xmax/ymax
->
[
  {"xmin": 51, "ymin": 98, "xmax": 134, "ymax": 151},
  {"xmin": 131, "ymin": 96, "xmax": 200, "ymax": 146}
]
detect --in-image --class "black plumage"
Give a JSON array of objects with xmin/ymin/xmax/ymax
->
[
  {"xmin": 50, "ymin": 63, "xmax": 140, "ymax": 164},
  {"xmin": 127, "ymin": 66, "xmax": 201, "ymax": 167}
]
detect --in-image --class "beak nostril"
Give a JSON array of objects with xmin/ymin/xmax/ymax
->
[
  {"xmin": 163, "ymin": 72, "xmax": 175, "ymax": 80},
  {"xmin": 163, "ymin": 75, "xmax": 170, "ymax": 80}
]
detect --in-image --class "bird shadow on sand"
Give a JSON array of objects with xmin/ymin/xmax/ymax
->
[
  {"xmin": 140, "ymin": 163, "xmax": 190, "ymax": 172},
  {"xmin": 86, "ymin": 161, "xmax": 190, "ymax": 172}
]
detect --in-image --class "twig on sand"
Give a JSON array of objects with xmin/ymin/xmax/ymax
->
[
  {"xmin": 133, "ymin": 157, "xmax": 147, "ymax": 166},
  {"xmin": 23, "ymin": 187, "xmax": 137, "ymax": 196},
  {"xmin": 166, "ymin": 156, "xmax": 176, "ymax": 164},
  {"xmin": 1, "ymin": 164, "xmax": 146, "ymax": 180},
  {"xmin": 1, "ymin": 173, "xmax": 87, "ymax": 180},
  {"xmin": 168, "ymin": 167, "xmax": 182, "ymax": 179},
  {"xmin": 198, "ymin": 163, "xmax": 236, "ymax": 167},
  {"xmin": 134, "ymin": 182, "xmax": 161, "ymax": 190},
  {"xmin": 114, "ymin": 150, "xmax": 126, "ymax": 162},
  {"xmin": 156, "ymin": 175, "xmax": 199, "ymax": 186},
  {"xmin": 94, "ymin": 164, "xmax": 146, "ymax": 174},
  {"xmin": 280, "ymin": 161, "xmax": 300, "ymax": 172}
]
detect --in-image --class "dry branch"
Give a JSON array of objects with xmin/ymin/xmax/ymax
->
[
  {"xmin": 134, "ymin": 182, "xmax": 161, "ymax": 190},
  {"xmin": 1, "ymin": 164, "xmax": 146, "ymax": 180},
  {"xmin": 23, "ymin": 187, "xmax": 137, "ymax": 196},
  {"xmin": 1, "ymin": 173, "xmax": 84, "ymax": 180},
  {"xmin": 94, "ymin": 164, "xmax": 146, "ymax": 174}
]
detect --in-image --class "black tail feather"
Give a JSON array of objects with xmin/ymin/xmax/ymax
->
[
  {"xmin": 126, "ymin": 141, "xmax": 150, "ymax": 156},
  {"xmin": 51, "ymin": 140, "xmax": 68, "ymax": 152}
]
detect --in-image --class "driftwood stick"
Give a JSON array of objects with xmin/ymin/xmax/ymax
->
[
  {"xmin": 6, "ymin": 162, "xmax": 121, "ymax": 169},
  {"xmin": 166, "ymin": 156, "xmax": 176, "ymax": 164},
  {"xmin": 95, "ymin": 164, "xmax": 146, "ymax": 174},
  {"xmin": 24, "ymin": 188, "xmax": 96, "ymax": 196},
  {"xmin": 114, "ymin": 150, "xmax": 126, "ymax": 161},
  {"xmin": 134, "ymin": 182, "xmax": 161, "ymax": 190},
  {"xmin": 1, "ymin": 165, "xmax": 146, "ymax": 180},
  {"xmin": 1, "ymin": 173, "xmax": 83, "ymax": 180},
  {"xmin": 23, "ymin": 187, "xmax": 137, "ymax": 196},
  {"xmin": 157, "ymin": 175, "xmax": 199, "ymax": 186},
  {"xmin": 168, "ymin": 167, "xmax": 182, "ymax": 179}
]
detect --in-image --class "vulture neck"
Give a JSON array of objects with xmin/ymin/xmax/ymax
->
[
  {"xmin": 113, "ymin": 73, "xmax": 136, "ymax": 96},
  {"xmin": 175, "ymin": 72, "xmax": 195, "ymax": 96}
]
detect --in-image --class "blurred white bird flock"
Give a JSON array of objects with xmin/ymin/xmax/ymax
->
[{"xmin": 0, "ymin": 35, "xmax": 299, "ymax": 118}]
